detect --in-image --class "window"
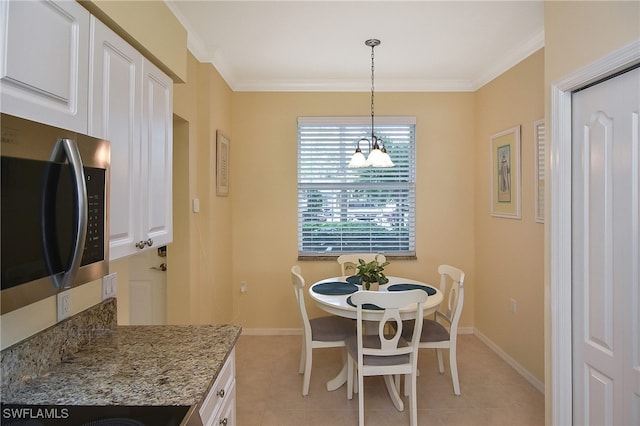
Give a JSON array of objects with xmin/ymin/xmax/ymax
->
[{"xmin": 297, "ymin": 116, "xmax": 416, "ymax": 257}]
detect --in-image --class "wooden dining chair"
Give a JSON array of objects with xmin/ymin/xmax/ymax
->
[
  {"xmin": 346, "ymin": 289, "xmax": 427, "ymax": 426},
  {"xmin": 290, "ymin": 265, "xmax": 356, "ymax": 396},
  {"xmin": 402, "ymin": 264, "xmax": 465, "ymax": 395},
  {"xmin": 337, "ymin": 253, "xmax": 386, "ymax": 276}
]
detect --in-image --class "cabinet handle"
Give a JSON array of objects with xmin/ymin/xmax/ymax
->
[
  {"xmin": 219, "ymin": 418, "xmax": 228, "ymax": 426},
  {"xmin": 135, "ymin": 239, "xmax": 154, "ymax": 249},
  {"xmin": 216, "ymin": 389, "xmax": 225, "ymax": 398}
]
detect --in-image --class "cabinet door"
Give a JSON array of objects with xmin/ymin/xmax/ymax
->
[
  {"xmin": 0, "ymin": 0, "xmax": 89, "ymax": 133},
  {"xmin": 140, "ymin": 58, "xmax": 173, "ymax": 249},
  {"xmin": 89, "ymin": 16, "xmax": 143, "ymax": 260},
  {"xmin": 212, "ymin": 380, "xmax": 236, "ymax": 426}
]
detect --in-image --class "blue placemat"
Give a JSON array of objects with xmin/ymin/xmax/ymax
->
[
  {"xmin": 346, "ymin": 296, "xmax": 383, "ymax": 310},
  {"xmin": 313, "ymin": 282, "xmax": 358, "ymax": 295},
  {"xmin": 387, "ymin": 283, "xmax": 436, "ymax": 295},
  {"xmin": 346, "ymin": 275, "xmax": 362, "ymax": 285}
]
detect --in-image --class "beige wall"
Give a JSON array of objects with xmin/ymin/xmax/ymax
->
[
  {"xmin": 171, "ymin": 52, "xmax": 234, "ymax": 325},
  {"xmin": 474, "ymin": 50, "xmax": 545, "ymax": 382},
  {"xmin": 543, "ymin": 0, "xmax": 640, "ymax": 422},
  {"xmin": 230, "ymin": 92, "xmax": 477, "ymax": 330}
]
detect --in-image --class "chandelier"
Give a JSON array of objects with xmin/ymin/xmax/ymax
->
[{"xmin": 348, "ymin": 39, "xmax": 394, "ymax": 168}]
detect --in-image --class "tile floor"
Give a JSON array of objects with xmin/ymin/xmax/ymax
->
[{"xmin": 235, "ymin": 334, "xmax": 544, "ymax": 426}]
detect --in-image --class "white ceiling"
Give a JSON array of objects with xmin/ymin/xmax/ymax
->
[{"xmin": 165, "ymin": 1, "xmax": 544, "ymax": 92}]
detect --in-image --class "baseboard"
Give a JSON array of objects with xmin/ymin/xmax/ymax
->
[
  {"xmin": 241, "ymin": 328, "xmax": 301, "ymax": 336},
  {"xmin": 473, "ymin": 328, "xmax": 545, "ymax": 394},
  {"xmin": 242, "ymin": 326, "xmax": 475, "ymax": 336},
  {"xmin": 457, "ymin": 326, "xmax": 474, "ymax": 335}
]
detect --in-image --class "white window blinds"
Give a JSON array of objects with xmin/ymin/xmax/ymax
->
[{"xmin": 297, "ymin": 116, "xmax": 416, "ymax": 256}]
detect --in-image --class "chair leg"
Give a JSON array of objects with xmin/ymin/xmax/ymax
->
[
  {"xmin": 347, "ymin": 355, "xmax": 354, "ymax": 400},
  {"xmin": 298, "ymin": 341, "xmax": 305, "ymax": 374},
  {"xmin": 409, "ymin": 373, "xmax": 418, "ymax": 426},
  {"xmin": 450, "ymin": 342, "xmax": 460, "ymax": 396},
  {"xmin": 404, "ymin": 371, "xmax": 410, "ymax": 397},
  {"xmin": 358, "ymin": 370, "xmax": 365, "ymax": 426},
  {"xmin": 435, "ymin": 348, "xmax": 445, "ymax": 374},
  {"xmin": 302, "ymin": 343, "xmax": 312, "ymax": 396}
]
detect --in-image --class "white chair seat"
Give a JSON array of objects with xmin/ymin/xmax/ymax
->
[
  {"xmin": 310, "ymin": 316, "xmax": 356, "ymax": 341},
  {"xmin": 402, "ymin": 319, "xmax": 451, "ymax": 342},
  {"xmin": 346, "ymin": 335, "xmax": 410, "ymax": 366}
]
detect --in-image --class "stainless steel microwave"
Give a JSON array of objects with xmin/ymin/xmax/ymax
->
[{"xmin": 1, "ymin": 113, "xmax": 110, "ymax": 314}]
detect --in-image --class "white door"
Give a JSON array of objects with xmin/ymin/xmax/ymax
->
[
  {"xmin": 129, "ymin": 249, "xmax": 167, "ymax": 325},
  {"xmin": 571, "ymin": 66, "xmax": 640, "ymax": 426}
]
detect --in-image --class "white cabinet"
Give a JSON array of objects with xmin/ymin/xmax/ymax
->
[
  {"xmin": 199, "ymin": 349, "xmax": 236, "ymax": 426},
  {"xmin": 139, "ymin": 58, "xmax": 173, "ymax": 255},
  {"xmin": 0, "ymin": 0, "xmax": 89, "ymax": 133},
  {"xmin": 89, "ymin": 17, "xmax": 172, "ymax": 260}
]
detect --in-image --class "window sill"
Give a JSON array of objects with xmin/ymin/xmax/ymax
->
[{"xmin": 297, "ymin": 255, "xmax": 417, "ymax": 261}]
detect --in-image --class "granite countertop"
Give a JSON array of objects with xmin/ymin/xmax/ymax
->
[{"xmin": 2, "ymin": 324, "xmax": 241, "ymax": 407}]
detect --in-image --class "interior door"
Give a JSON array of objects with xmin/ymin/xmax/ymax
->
[
  {"xmin": 128, "ymin": 248, "xmax": 167, "ymax": 325},
  {"xmin": 571, "ymin": 66, "xmax": 640, "ymax": 426}
]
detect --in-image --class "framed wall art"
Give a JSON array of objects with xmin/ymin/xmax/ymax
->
[
  {"xmin": 533, "ymin": 119, "xmax": 545, "ymax": 223},
  {"xmin": 490, "ymin": 126, "xmax": 521, "ymax": 219},
  {"xmin": 216, "ymin": 131, "xmax": 230, "ymax": 196}
]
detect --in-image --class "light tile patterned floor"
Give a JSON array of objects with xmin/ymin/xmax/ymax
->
[{"xmin": 235, "ymin": 334, "xmax": 544, "ymax": 426}]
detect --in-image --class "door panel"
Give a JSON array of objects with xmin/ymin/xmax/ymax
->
[{"xmin": 572, "ymin": 67, "xmax": 640, "ymax": 426}]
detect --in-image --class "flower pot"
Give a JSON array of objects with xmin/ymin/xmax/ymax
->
[{"xmin": 364, "ymin": 281, "xmax": 379, "ymax": 291}]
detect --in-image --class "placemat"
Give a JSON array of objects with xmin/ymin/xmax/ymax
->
[
  {"xmin": 313, "ymin": 282, "xmax": 358, "ymax": 295},
  {"xmin": 387, "ymin": 283, "xmax": 436, "ymax": 295},
  {"xmin": 346, "ymin": 296, "xmax": 383, "ymax": 310},
  {"xmin": 345, "ymin": 275, "xmax": 362, "ymax": 285}
]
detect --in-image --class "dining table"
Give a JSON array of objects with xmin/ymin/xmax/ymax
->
[{"xmin": 308, "ymin": 275, "xmax": 443, "ymax": 411}]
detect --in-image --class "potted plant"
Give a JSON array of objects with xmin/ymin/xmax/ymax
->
[{"xmin": 355, "ymin": 256, "xmax": 390, "ymax": 291}]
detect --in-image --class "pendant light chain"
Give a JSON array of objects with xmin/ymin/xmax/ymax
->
[{"xmin": 370, "ymin": 42, "xmax": 375, "ymax": 140}]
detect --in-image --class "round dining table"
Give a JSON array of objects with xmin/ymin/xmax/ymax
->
[{"xmin": 308, "ymin": 275, "xmax": 443, "ymax": 410}]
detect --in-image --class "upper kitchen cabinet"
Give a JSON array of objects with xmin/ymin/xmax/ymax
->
[
  {"xmin": 90, "ymin": 17, "xmax": 172, "ymax": 260},
  {"xmin": 0, "ymin": 0, "xmax": 89, "ymax": 133}
]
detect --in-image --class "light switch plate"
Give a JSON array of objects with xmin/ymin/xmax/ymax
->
[
  {"xmin": 102, "ymin": 273, "xmax": 117, "ymax": 300},
  {"xmin": 57, "ymin": 290, "xmax": 72, "ymax": 322}
]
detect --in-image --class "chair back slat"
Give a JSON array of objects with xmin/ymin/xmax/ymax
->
[
  {"xmin": 291, "ymin": 265, "xmax": 312, "ymax": 336},
  {"xmin": 436, "ymin": 264, "xmax": 465, "ymax": 328},
  {"xmin": 351, "ymin": 289, "xmax": 427, "ymax": 359}
]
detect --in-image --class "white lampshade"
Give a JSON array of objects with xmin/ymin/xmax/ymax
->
[
  {"xmin": 378, "ymin": 151, "xmax": 394, "ymax": 167},
  {"xmin": 365, "ymin": 148, "xmax": 386, "ymax": 167},
  {"xmin": 348, "ymin": 151, "xmax": 367, "ymax": 168}
]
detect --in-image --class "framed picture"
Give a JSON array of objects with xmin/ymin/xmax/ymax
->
[
  {"xmin": 490, "ymin": 126, "xmax": 521, "ymax": 219},
  {"xmin": 534, "ymin": 119, "xmax": 545, "ymax": 223},
  {"xmin": 216, "ymin": 131, "xmax": 230, "ymax": 196}
]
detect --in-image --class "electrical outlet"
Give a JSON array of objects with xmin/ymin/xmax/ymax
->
[
  {"xmin": 102, "ymin": 273, "xmax": 117, "ymax": 300},
  {"xmin": 240, "ymin": 281, "xmax": 248, "ymax": 293},
  {"xmin": 1, "ymin": 127, "xmax": 19, "ymax": 145},
  {"xmin": 57, "ymin": 290, "xmax": 72, "ymax": 321},
  {"xmin": 510, "ymin": 298, "xmax": 517, "ymax": 313}
]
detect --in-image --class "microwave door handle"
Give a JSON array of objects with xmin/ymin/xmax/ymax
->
[{"xmin": 46, "ymin": 138, "xmax": 88, "ymax": 290}]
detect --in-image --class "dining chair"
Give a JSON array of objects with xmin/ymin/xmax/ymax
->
[
  {"xmin": 346, "ymin": 289, "xmax": 427, "ymax": 426},
  {"xmin": 402, "ymin": 264, "xmax": 465, "ymax": 395},
  {"xmin": 337, "ymin": 253, "xmax": 386, "ymax": 276},
  {"xmin": 290, "ymin": 265, "xmax": 356, "ymax": 396}
]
